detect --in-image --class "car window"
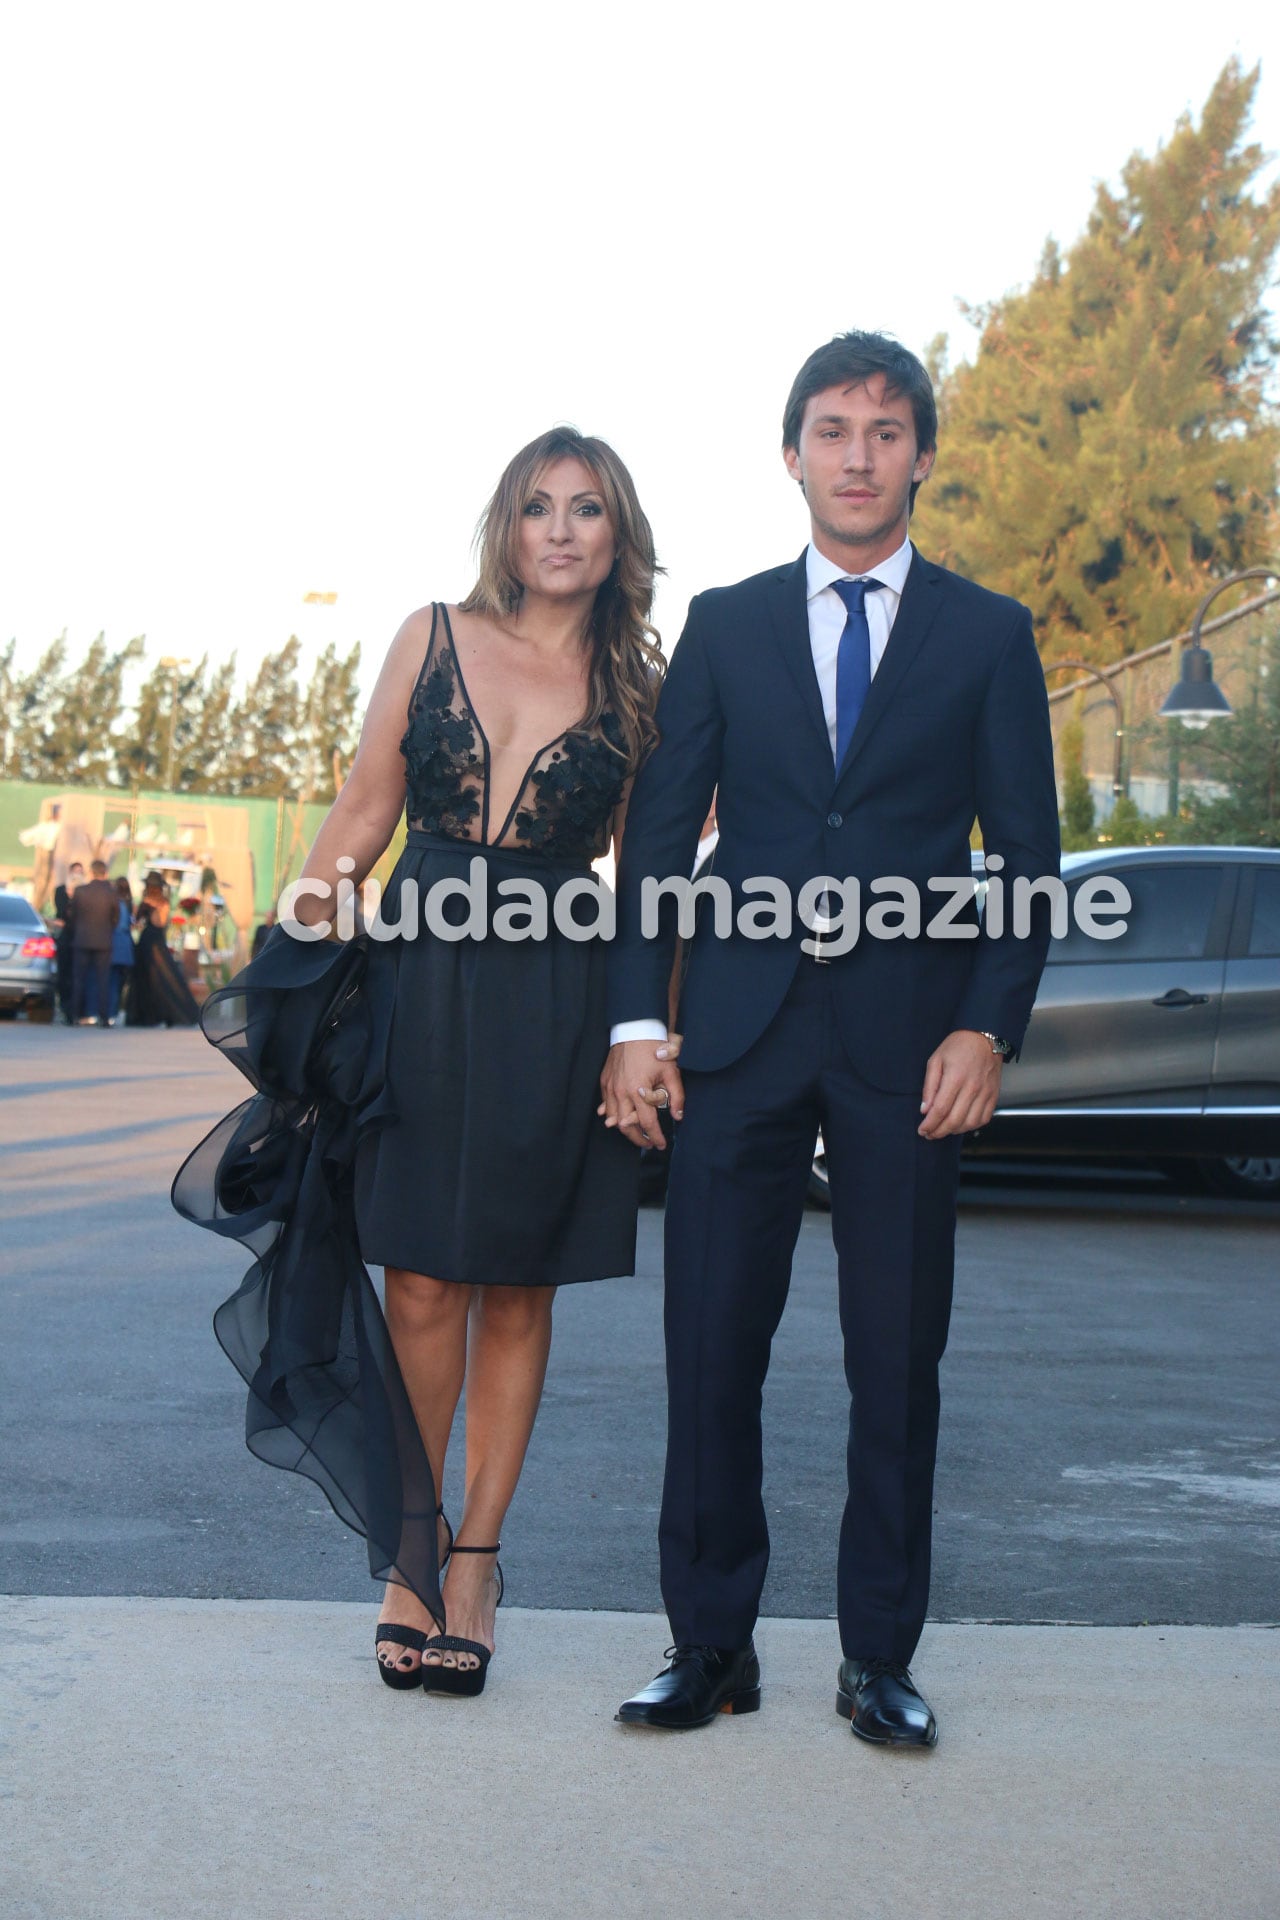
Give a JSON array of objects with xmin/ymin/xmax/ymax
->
[
  {"xmin": 0, "ymin": 895, "xmax": 42, "ymax": 927},
  {"xmin": 1247, "ymin": 868, "xmax": 1280, "ymax": 957},
  {"xmin": 1053, "ymin": 864, "xmax": 1221, "ymax": 964}
]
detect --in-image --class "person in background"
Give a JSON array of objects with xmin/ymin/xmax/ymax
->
[
  {"xmin": 108, "ymin": 876, "xmax": 136, "ymax": 1025},
  {"xmin": 53, "ymin": 861, "xmax": 83, "ymax": 1023},
  {"xmin": 127, "ymin": 871, "xmax": 200, "ymax": 1027},
  {"xmin": 250, "ymin": 909, "xmax": 276, "ymax": 960},
  {"xmin": 68, "ymin": 860, "xmax": 120, "ymax": 1027}
]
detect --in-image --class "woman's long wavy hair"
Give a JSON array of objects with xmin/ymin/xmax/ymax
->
[{"xmin": 458, "ymin": 428, "xmax": 665, "ymax": 773}]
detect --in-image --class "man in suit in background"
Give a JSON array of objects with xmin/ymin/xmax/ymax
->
[
  {"xmin": 601, "ymin": 331, "xmax": 1060, "ymax": 1746},
  {"xmin": 69, "ymin": 859, "xmax": 120, "ymax": 1027}
]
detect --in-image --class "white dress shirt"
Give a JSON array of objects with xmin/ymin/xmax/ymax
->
[
  {"xmin": 610, "ymin": 537, "xmax": 914, "ymax": 1045},
  {"xmin": 805, "ymin": 533, "xmax": 912, "ymax": 757}
]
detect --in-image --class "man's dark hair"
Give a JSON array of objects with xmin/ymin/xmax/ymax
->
[
  {"xmin": 90, "ymin": 860, "xmax": 108, "ymax": 877},
  {"xmin": 782, "ymin": 330, "xmax": 937, "ymax": 509}
]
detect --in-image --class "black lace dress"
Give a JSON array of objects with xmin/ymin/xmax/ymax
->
[{"xmin": 172, "ymin": 604, "xmax": 640, "ymax": 1621}]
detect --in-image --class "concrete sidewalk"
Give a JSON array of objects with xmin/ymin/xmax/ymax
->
[{"xmin": 2, "ymin": 1599, "xmax": 1276, "ymax": 1920}]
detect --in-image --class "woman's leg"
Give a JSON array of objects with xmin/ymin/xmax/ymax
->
[
  {"xmin": 375, "ymin": 1267, "xmax": 470, "ymax": 1677},
  {"xmin": 440, "ymin": 1284, "xmax": 556, "ymax": 1669}
]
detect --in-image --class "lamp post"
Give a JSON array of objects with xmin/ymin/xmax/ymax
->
[
  {"xmin": 1160, "ymin": 573, "xmax": 1258, "ymax": 817},
  {"xmin": 1043, "ymin": 658, "xmax": 1126, "ymax": 801},
  {"xmin": 1157, "ymin": 573, "xmax": 1267, "ymax": 728}
]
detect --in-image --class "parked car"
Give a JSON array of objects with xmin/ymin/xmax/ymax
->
[
  {"xmin": 810, "ymin": 846, "xmax": 1280, "ymax": 1202},
  {"xmin": 0, "ymin": 894, "xmax": 57, "ymax": 1020}
]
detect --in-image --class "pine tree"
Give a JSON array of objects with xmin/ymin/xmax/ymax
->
[
  {"xmin": 1180, "ymin": 643, "xmax": 1280, "ymax": 845},
  {"xmin": 222, "ymin": 638, "xmax": 305, "ymax": 796},
  {"xmin": 0, "ymin": 641, "xmax": 16, "ymax": 779},
  {"xmin": 917, "ymin": 60, "xmax": 1280, "ymax": 666},
  {"xmin": 193, "ymin": 657, "xmax": 239, "ymax": 794},
  {"xmin": 9, "ymin": 636, "xmax": 72, "ymax": 781},
  {"xmin": 28, "ymin": 632, "xmax": 146, "ymax": 785},
  {"xmin": 298, "ymin": 642, "xmax": 363, "ymax": 801},
  {"xmin": 1059, "ymin": 714, "xmax": 1096, "ymax": 847},
  {"xmin": 117, "ymin": 657, "xmax": 172, "ymax": 790},
  {"xmin": 116, "ymin": 653, "xmax": 231, "ymax": 793}
]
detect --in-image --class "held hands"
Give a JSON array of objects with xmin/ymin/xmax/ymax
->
[
  {"xmin": 598, "ymin": 1036, "xmax": 685, "ymax": 1150},
  {"xmin": 918, "ymin": 1030, "xmax": 1004, "ymax": 1140}
]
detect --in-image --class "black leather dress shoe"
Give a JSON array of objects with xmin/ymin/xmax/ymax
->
[
  {"xmin": 836, "ymin": 1656, "xmax": 937, "ymax": 1747},
  {"xmin": 616, "ymin": 1643, "xmax": 761, "ymax": 1729}
]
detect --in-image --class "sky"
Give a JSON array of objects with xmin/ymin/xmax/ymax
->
[{"xmin": 2, "ymin": 1, "xmax": 1278, "ymax": 712}]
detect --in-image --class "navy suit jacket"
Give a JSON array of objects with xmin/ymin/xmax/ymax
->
[{"xmin": 608, "ymin": 546, "xmax": 1061, "ymax": 1094}]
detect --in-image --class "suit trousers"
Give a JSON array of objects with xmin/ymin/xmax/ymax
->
[
  {"xmin": 659, "ymin": 955, "xmax": 961, "ymax": 1663},
  {"xmin": 71, "ymin": 947, "xmax": 113, "ymax": 1024}
]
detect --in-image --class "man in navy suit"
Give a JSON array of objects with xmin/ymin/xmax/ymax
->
[{"xmin": 602, "ymin": 332, "xmax": 1060, "ymax": 1744}]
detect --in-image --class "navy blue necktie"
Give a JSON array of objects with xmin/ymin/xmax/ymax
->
[{"xmin": 832, "ymin": 577, "xmax": 886, "ymax": 767}]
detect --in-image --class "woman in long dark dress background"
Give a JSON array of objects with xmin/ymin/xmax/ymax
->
[
  {"xmin": 174, "ymin": 429, "xmax": 662, "ymax": 1695},
  {"xmin": 128, "ymin": 872, "xmax": 200, "ymax": 1027}
]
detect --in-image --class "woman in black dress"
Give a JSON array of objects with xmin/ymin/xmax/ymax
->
[
  {"xmin": 174, "ymin": 429, "xmax": 661, "ymax": 1694},
  {"xmin": 128, "ymin": 873, "xmax": 200, "ymax": 1027}
]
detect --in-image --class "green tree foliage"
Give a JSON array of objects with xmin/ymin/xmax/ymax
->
[
  {"xmin": 1179, "ymin": 657, "xmax": 1280, "ymax": 846},
  {"xmin": 195, "ymin": 658, "xmax": 239, "ymax": 794},
  {"xmin": 0, "ymin": 641, "xmax": 17, "ymax": 778},
  {"xmin": 1059, "ymin": 713, "xmax": 1097, "ymax": 848},
  {"xmin": 299, "ymin": 641, "xmax": 363, "ymax": 801},
  {"xmin": 115, "ymin": 653, "xmax": 241, "ymax": 793},
  {"xmin": 918, "ymin": 60, "xmax": 1280, "ymax": 666},
  {"xmin": 222, "ymin": 637, "xmax": 306, "ymax": 797},
  {"xmin": 7, "ymin": 636, "xmax": 68, "ymax": 781},
  {"xmin": 116, "ymin": 657, "xmax": 173, "ymax": 790},
  {"xmin": 9, "ymin": 631, "xmax": 366, "ymax": 797},
  {"xmin": 7, "ymin": 632, "xmax": 145, "ymax": 783}
]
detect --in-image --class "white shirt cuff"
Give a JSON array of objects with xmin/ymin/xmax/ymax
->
[{"xmin": 609, "ymin": 1019, "xmax": 669, "ymax": 1046}]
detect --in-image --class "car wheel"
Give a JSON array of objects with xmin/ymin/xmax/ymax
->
[
  {"xmin": 0, "ymin": 1006, "xmax": 18, "ymax": 1021},
  {"xmin": 808, "ymin": 1130, "xmax": 831, "ymax": 1208},
  {"xmin": 25, "ymin": 1001, "xmax": 55, "ymax": 1024},
  {"xmin": 1197, "ymin": 1155, "xmax": 1280, "ymax": 1201}
]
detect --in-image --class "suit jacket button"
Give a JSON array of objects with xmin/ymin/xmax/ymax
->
[{"xmin": 827, "ymin": 811, "xmax": 843, "ymax": 829}]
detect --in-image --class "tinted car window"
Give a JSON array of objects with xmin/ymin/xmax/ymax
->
[
  {"xmin": 1053, "ymin": 864, "xmax": 1221, "ymax": 964},
  {"xmin": 0, "ymin": 896, "xmax": 42, "ymax": 927},
  {"xmin": 1247, "ymin": 868, "xmax": 1280, "ymax": 957}
]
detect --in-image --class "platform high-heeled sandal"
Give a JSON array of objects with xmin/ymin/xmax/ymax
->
[
  {"xmin": 420, "ymin": 1543, "xmax": 503, "ymax": 1697},
  {"xmin": 374, "ymin": 1505, "xmax": 454, "ymax": 1690}
]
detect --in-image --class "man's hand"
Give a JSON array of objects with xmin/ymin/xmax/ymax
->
[
  {"xmin": 598, "ymin": 1039, "xmax": 686, "ymax": 1150},
  {"xmin": 918, "ymin": 1030, "xmax": 1004, "ymax": 1140}
]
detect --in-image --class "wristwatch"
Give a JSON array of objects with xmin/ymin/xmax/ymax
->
[{"xmin": 979, "ymin": 1031, "xmax": 1013, "ymax": 1059}]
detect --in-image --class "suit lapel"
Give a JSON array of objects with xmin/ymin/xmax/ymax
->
[
  {"xmin": 764, "ymin": 550, "xmax": 831, "ymax": 762},
  {"xmin": 834, "ymin": 547, "xmax": 944, "ymax": 794}
]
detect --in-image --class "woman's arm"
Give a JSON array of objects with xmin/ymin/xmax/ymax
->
[{"xmin": 288, "ymin": 609, "xmax": 434, "ymax": 933}]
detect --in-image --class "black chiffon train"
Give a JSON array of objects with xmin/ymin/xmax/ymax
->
[{"xmin": 171, "ymin": 927, "xmax": 445, "ymax": 1620}]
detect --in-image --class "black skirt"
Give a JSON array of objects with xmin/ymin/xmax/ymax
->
[
  {"xmin": 171, "ymin": 829, "xmax": 639, "ymax": 1619},
  {"xmin": 354, "ymin": 832, "xmax": 639, "ymax": 1286}
]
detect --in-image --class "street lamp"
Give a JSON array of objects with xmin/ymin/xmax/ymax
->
[
  {"xmin": 1043, "ymin": 658, "xmax": 1126, "ymax": 799},
  {"xmin": 1157, "ymin": 574, "xmax": 1267, "ymax": 730}
]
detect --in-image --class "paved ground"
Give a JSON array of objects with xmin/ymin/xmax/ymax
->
[
  {"xmin": 1, "ymin": 1024, "xmax": 1277, "ymax": 1625},
  {"xmin": 4, "ymin": 1024, "xmax": 1279, "ymax": 1920},
  {"xmin": 3, "ymin": 1599, "xmax": 1278, "ymax": 1920}
]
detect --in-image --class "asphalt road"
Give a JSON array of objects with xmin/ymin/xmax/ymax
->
[{"xmin": 2, "ymin": 1023, "xmax": 1276, "ymax": 1625}]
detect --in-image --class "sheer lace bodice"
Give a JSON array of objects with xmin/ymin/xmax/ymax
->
[{"xmin": 399, "ymin": 603, "xmax": 628, "ymax": 862}]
